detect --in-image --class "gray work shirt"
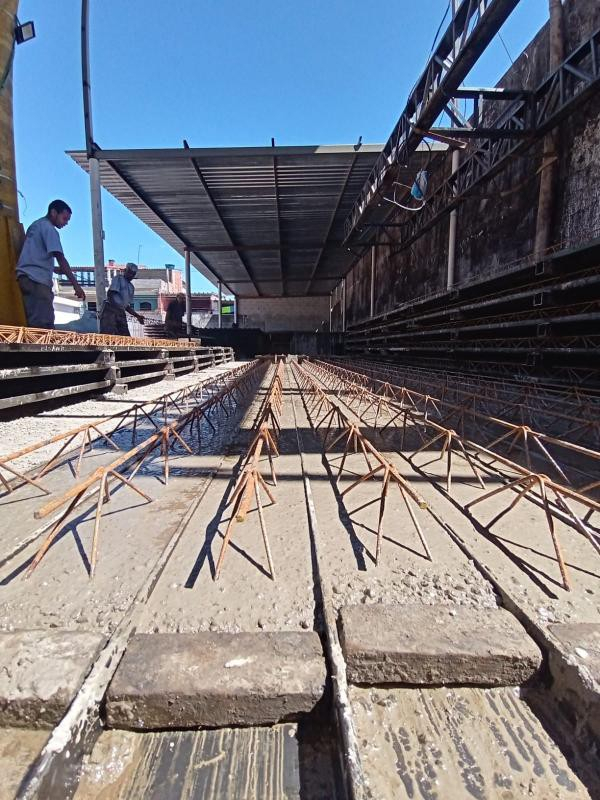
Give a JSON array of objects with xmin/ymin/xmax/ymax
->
[
  {"xmin": 16, "ymin": 217, "xmax": 63, "ymax": 287},
  {"xmin": 107, "ymin": 274, "xmax": 135, "ymax": 309}
]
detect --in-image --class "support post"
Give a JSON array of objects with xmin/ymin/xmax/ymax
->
[
  {"xmin": 370, "ymin": 245, "xmax": 376, "ymax": 318},
  {"xmin": 329, "ymin": 291, "xmax": 332, "ymax": 332},
  {"xmin": 89, "ymin": 159, "xmax": 107, "ymax": 313},
  {"xmin": 233, "ymin": 295, "xmax": 238, "ymax": 324},
  {"xmin": 342, "ymin": 278, "xmax": 346, "ymax": 333},
  {"xmin": 447, "ymin": 147, "xmax": 460, "ymax": 290},
  {"xmin": 184, "ymin": 247, "xmax": 192, "ymax": 339},
  {"xmin": 82, "ymin": 0, "xmax": 107, "ymax": 320},
  {"xmin": 218, "ymin": 281, "xmax": 223, "ymax": 329}
]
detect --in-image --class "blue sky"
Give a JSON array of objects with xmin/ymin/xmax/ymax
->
[{"xmin": 13, "ymin": 0, "xmax": 548, "ymax": 293}]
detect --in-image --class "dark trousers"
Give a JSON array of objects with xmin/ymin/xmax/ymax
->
[
  {"xmin": 17, "ymin": 275, "xmax": 55, "ymax": 329},
  {"xmin": 100, "ymin": 302, "xmax": 130, "ymax": 336}
]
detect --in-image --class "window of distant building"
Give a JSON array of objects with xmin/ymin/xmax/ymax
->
[
  {"xmin": 87, "ymin": 301, "xmax": 97, "ymax": 311},
  {"xmin": 139, "ymin": 301, "xmax": 152, "ymax": 311}
]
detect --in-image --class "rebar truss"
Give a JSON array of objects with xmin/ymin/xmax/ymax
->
[
  {"xmin": 215, "ymin": 361, "xmax": 285, "ymax": 581},
  {"xmin": 21, "ymin": 360, "xmax": 265, "ymax": 579},
  {"xmin": 292, "ymin": 361, "xmax": 431, "ymax": 566},
  {"xmin": 309, "ymin": 359, "xmax": 600, "ymax": 592}
]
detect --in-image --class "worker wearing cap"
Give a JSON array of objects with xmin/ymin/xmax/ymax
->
[{"xmin": 99, "ymin": 262, "xmax": 145, "ymax": 336}]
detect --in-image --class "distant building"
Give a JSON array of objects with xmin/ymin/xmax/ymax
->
[{"xmin": 56, "ymin": 262, "xmax": 229, "ymax": 327}]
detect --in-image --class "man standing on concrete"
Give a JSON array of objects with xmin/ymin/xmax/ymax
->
[
  {"xmin": 164, "ymin": 292, "xmax": 186, "ymax": 338},
  {"xmin": 16, "ymin": 200, "xmax": 86, "ymax": 329},
  {"xmin": 100, "ymin": 262, "xmax": 145, "ymax": 336}
]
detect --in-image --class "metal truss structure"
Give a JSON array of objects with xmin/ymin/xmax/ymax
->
[
  {"xmin": 6, "ymin": 360, "xmax": 266, "ymax": 579},
  {"xmin": 307, "ymin": 359, "xmax": 600, "ymax": 591},
  {"xmin": 345, "ymin": 10, "xmax": 600, "ymax": 249},
  {"xmin": 344, "ymin": 0, "xmax": 521, "ymax": 242},
  {"xmin": 291, "ymin": 361, "xmax": 431, "ymax": 566},
  {"xmin": 385, "ymin": 28, "xmax": 600, "ymax": 254},
  {"xmin": 215, "ymin": 361, "xmax": 285, "ymax": 580},
  {"xmin": 0, "ymin": 324, "xmax": 196, "ymax": 349}
]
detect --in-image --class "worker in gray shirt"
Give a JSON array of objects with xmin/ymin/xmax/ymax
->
[
  {"xmin": 16, "ymin": 200, "xmax": 86, "ymax": 329},
  {"xmin": 100, "ymin": 262, "xmax": 145, "ymax": 336}
]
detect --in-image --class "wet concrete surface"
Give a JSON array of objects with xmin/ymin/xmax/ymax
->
[{"xmin": 352, "ymin": 685, "xmax": 598, "ymax": 800}]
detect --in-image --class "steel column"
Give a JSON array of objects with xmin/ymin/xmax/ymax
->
[
  {"xmin": 184, "ymin": 247, "xmax": 192, "ymax": 338},
  {"xmin": 447, "ymin": 148, "xmax": 460, "ymax": 290},
  {"xmin": 218, "ymin": 281, "xmax": 223, "ymax": 329}
]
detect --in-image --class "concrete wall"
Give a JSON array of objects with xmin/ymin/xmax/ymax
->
[
  {"xmin": 238, "ymin": 296, "xmax": 330, "ymax": 332},
  {"xmin": 342, "ymin": 0, "xmax": 600, "ymax": 327}
]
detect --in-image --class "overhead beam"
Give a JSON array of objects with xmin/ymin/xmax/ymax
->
[
  {"xmin": 102, "ymin": 159, "xmax": 235, "ymax": 294},
  {"xmin": 344, "ymin": 0, "xmax": 522, "ymax": 244},
  {"xmin": 185, "ymin": 147, "xmax": 261, "ymax": 296},
  {"xmin": 305, "ymin": 152, "xmax": 358, "ymax": 294}
]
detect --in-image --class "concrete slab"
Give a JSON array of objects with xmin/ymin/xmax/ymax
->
[
  {"xmin": 547, "ymin": 623, "xmax": 600, "ymax": 742},
  {"xmin": 0, "ymin": 630, "xmax": 105, "ymax": 727},
  {"xmin": 340, "ymin": 603, "xmax": 542, "ymax": 686},
  {"xmin": 106, "ymin": 632, "xmax": 327, "ymax": 730},
  {"xmin": 549, "ymin": 623, "xmax": 600, "ymax": 683}
]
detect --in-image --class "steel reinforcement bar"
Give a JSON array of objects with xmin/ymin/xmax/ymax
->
[
  {"xmin": 215, "ymin": 360, "xmax": 285, "ymax": 580},
  {"xmin": 292, "ymin": 360, "xmax": 431, "ymax": 566},
  {"xmin": 24, "ymin": 359, "xmax": 266, "ymax": 578},
  {"xmin": 0, "ymin": 361, "xmax": 248, "ymax": 495},
  {"xmin": 306, "ymin": 359, "xmax": 600, "ymax": 591},
  {"xmin": 319, "ymin": 359, "xmax": 600, "ymax": 497}
]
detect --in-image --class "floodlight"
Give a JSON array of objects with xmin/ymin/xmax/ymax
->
[{"xmin": 15, "ymin": 21, "xmax": 35, "ymax": 45}]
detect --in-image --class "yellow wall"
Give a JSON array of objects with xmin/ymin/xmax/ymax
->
[{"xmin": 0, "ymin": 0, "xmax": 25, "ymax": 325}]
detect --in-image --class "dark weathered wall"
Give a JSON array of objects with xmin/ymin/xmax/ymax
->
[{"xmin": 343, "ymin": 0, "xmax": 600, "ymax": 327}]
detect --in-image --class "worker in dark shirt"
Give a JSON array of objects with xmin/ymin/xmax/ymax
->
[{"xmin": 165, "ymin": 293, "xmax": 186, "ymax": 338}]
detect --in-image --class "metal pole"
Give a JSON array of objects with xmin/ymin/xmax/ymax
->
[
  {"xmin": 370, "ymin": 246, "xmax": 376, "ymax": 317},
  {"xmin": 329, "ymin": 291, "xmax": 332, "ymax": 332},
  {"xmin": 81, "ymin": 0, "xmax": 107, "ymax": 320},
  {"xmin": 218, "ymin": 281, "xmax": 223, "ymax": 329},
  {"xmin": 342, "ymin": 278, "xmax": 346, "ymax": 333},
  {"xmin": 89, "ymin": 158, "xmax": 106, "ymax": 311},
  {"xmin": 447, "ymin": 147, "xmax": 460, "ymax": 290},
  {"xmin": 184, "ymin": 247, "xmax": 192, "ymax": 339},
  {"xmin": 233, "ymin": 295, "xmax": 238, "ymax": 324}
]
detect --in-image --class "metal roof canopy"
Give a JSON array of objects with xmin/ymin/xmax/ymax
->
[{"xmin": 67, "ymin": 144, "xmax": 402, "ymax": 298}]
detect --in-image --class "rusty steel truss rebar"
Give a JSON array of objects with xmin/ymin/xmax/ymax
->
[
  {"xmin": 21, "ymin": 360, "xmax": 266, "ymax": 579},
  {"xmin": 306, "ymin": 359, "xmax": 600, "ymax": 592},
  {"xmin": 292, "ymin": 361, "xmax": 431, "ymax": 566},
  {"xmin": 214, "ymin": 361, "xmax": 285, "ymax": 581}
]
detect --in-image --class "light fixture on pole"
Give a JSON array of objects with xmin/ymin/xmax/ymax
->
[{"xmin": 15, "ymin": 20, "xmax": 35, "ymax": 44}]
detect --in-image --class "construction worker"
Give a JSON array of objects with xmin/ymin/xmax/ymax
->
[
  {"xmin": 100, "ymin": 262, "xmax": 145, "ymax": 336},
  {"xmin": 16, "ymin": 200, "xmax": 86, "ymax": 329},
  {"xmin": 164, "ymin": 292, "xmax": 186, "ymax": 338}
]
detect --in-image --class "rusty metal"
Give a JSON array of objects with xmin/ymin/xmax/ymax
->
[
  {"xmin": 0, "ymin": 323, "xmax": 199, "ymax": 348},
  {"xmin": 23, "ymin": 360, "xmax": 265, "ymax": 579},
  {"xmin": 292, "ymin": 362, "xmax": 431, "ymax": 566},
  {"xmin": 0, "ymin": 364, "xmax": 247, "ymax": 495},
  {"xmin": 215, "ymin": 361, "xmax": 284, "ymax": 580},
  {"xmin": 307, "ymin": 359, "xmax": 600, "ymax": 591}
]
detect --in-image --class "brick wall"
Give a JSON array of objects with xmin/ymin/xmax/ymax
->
[{"xmin": 238, "ymin": 296, "xmax": 329, "ymax": 332}]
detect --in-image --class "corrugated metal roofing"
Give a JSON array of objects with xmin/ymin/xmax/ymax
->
[{"xmin": 68, "ymin": 145, "xmax": 390, "ymax": 297}]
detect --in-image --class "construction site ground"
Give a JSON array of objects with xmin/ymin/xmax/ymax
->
[{"xmin": 0, "ymin": 358, "xmax": 598, "ymax": 799}]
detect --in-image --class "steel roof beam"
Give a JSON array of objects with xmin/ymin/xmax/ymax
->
[
  {"xmin": 304, "ymin": 152, "xmax": 358, "ymax": 294},
  {"xmin": 102, "ymin": 159, "xmax": 235, "ymax": 294},
  {"xmin": 186, "ymin": 151, "xmax": 261, "ymax": 296},
  {"xmin": 344, "ymin": 0, "xmax": 522, "ymax": 243}
]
